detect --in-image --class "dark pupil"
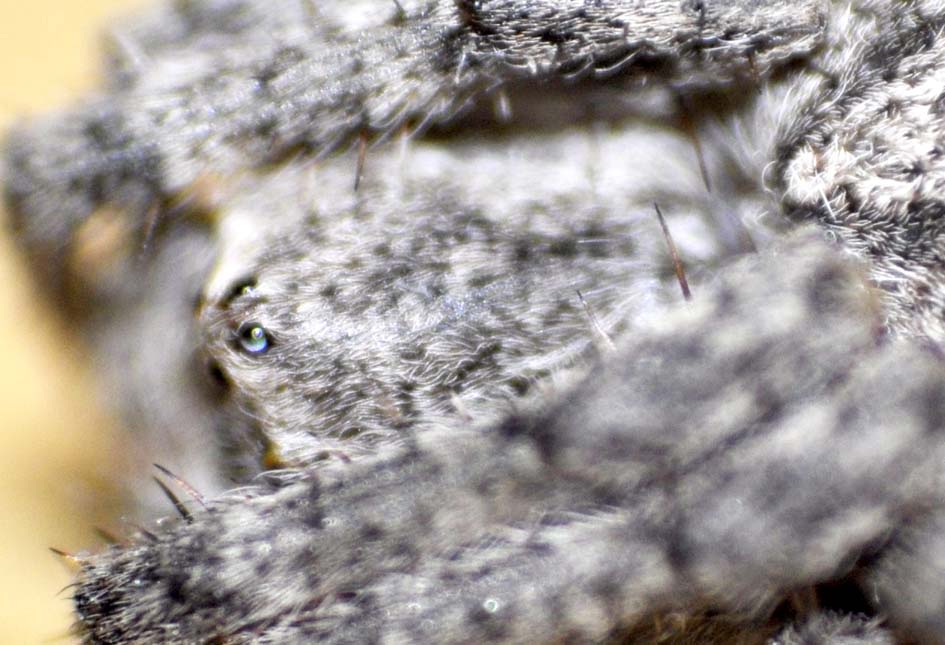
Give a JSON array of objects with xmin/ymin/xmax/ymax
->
[{"xmin": 238, "ymin": 322, "xmax": 270, "ymax": 354}]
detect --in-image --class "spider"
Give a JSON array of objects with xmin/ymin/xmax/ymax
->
[{"xmin": 7, "ymin": 0, "xmax": 945, "ymax": 642}]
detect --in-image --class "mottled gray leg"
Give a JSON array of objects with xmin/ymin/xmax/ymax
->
[
  {"xmin": 869, "ymin": 510, "xmax": 945, "ymax": 642},
  {"xmin": 71, "ymin": 234, "xmax": 945, "ymax": 643},
  {"xmin": 770, "ymin": 612, "xmax": 894, "ymax": 645},
  {"xmin": 3, "ymin": 0, "xmax": 822, "ymax": 292},
  {"xmin": 777, "ymin": 0, "xmax": 945, "ymax": 342}
]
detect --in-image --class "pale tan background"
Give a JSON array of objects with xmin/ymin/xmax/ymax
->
[{"xmin": 0, "ymin": 1, "xmax": 141, "ymax": 642}]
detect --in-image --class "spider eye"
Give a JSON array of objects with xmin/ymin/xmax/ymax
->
[
  {"xmin": 237, "ymin": 322, "xmax": 271, "ymax": 354},
  {"xmin": 222, "ymin": 277, "xmax": 259, "ymax": 307}
]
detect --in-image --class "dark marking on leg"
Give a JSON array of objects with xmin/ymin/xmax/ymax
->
[
  {"xmin": 49, "ymin": 547, "xmax": 83, "ymax": 570},
  {"xmin": 654, "ymin": 203, "xmax": 692, "ymax": 301},
  {"xmin": 152, "ymin": 476, "xmax": 194, "ymax": 523},
  {"xmin": 93, "ymin": 527, "xmax": 122, "ymax": 545},
  {"xmin": 676, "ymin": 94, "xmax": 712, "ymax": 193},
  {"xmin": 154, "ymin": 463, "xmax": 208, "ymax": 512},
  {"xmin": 354, "ymin": 131, "xmax": 369, "ymax": 192}
]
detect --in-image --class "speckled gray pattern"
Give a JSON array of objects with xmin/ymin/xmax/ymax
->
[
  {"xmin": 72, "ymin": 236, "xmax": 945, "ymax": 644},
  {"xmin": 8, "ymin": 0, "xmax": 945, "ymax": 642}
]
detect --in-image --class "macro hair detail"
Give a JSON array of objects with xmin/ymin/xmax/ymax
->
[{"xmin": 8, "ymin": 0, "xmax": 945, "ymax": 642}]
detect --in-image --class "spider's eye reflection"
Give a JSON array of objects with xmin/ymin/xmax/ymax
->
[{"xmin": 237, "ymin": 322, "xmax": 271, "ymax": 354}]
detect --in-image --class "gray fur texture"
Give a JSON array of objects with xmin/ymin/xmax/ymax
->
[{"xmin": 7, "ymin": 0, "xmax": 945, "ymax": 642}]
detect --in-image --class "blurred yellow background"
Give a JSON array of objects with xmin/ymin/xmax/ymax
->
[{"xmin": 0, "ymin": 1, "xmax": 139, "ymax": 642}]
